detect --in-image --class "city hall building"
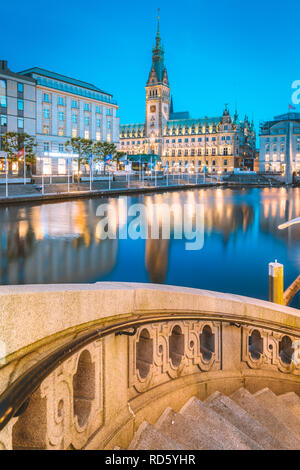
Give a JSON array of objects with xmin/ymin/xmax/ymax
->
[{"xmin": 119, "ymin": 20, "xmax": 256, "ymax": 173}]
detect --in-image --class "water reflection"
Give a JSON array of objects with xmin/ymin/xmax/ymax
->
[{"xmin": 0, "ymin": 188, "xmax": 299, "ymax": 306}]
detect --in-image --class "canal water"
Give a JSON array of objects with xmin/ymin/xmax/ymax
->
[{"xmin": 0, "ymin": 187, "xmax": 299, "ymax": 307}]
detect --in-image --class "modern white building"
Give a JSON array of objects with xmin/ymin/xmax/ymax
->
[
  {"xmin": 259, "ymin": 112, "xmax": 300, "ymax": 183},
  {"xmin": 0, "ymin": 60, "xmax": 36, "ymax": 175},
  {"xmin": 19, "ymin": 67, "xmax": 119, "ymax": 176}
]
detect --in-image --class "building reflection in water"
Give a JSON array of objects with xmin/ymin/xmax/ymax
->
[{"xmin": 0, "ymin": 188, "xmax": 299, "ymax": 297}]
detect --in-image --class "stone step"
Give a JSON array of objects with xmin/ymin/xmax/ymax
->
[
  {"xmin": 155, "ymin": 407, "xmax": 223, "ymax": 450},
  {"xmin": 179, "ymin": 397, "xmax": 261, "ymax": 450},
  {"xmin": 254, "ymin": 388, "xmax": 300, "ymax": 438},
  {"xmin": 205, "ymin": 391, "xmax": 284, "ymax": 450},
  {"xmin": 231, "ymin": 388, "xmax": 300, "ymax": 450},
  {"xmin": 128, "ymin": 421, "xmax": 185, "ymax": 450},
  {"xmin": 278, "ymin": 392, "xmax": 300, "ymax": 420}
]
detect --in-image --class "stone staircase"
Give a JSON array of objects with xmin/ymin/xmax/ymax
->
[{"xmin": 127, "ymin": 388, "xmax": 300, "ymax": 450}]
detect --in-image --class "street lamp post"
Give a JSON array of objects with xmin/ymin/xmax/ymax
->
[
  {"xmin": 67, "ymin": 158, "xmax": 70, "ymax": 193},
  {"xmin": 5, "ymin": 153, "xmax": 8, "ymax": 198},
  {"xmin": 42, "ymin": 158, "xmax": 45, "ymax": 195},
  {"xmin": 23, "ymin": 148, "xmax": 26, "ymax": 185}
]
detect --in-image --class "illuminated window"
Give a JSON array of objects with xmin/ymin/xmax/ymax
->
[
  {"xmin": 43, "ymin": 158, "xmax": 51, "ymax": 175},
  {"xmin": 107, "ymin": 134, "xmax": 111, "ymax": 142},
  {"xmin": 1, "ymin": 115, "xmax": 7, "ymax": 126},
  {"xmin": 43, "ymin": 126, "xmax": 49, "ymax": 134},
  {"xmin": 96, "ymin": 132, "xmax": 101, "ymax": 141},
  {"xmin": 72, "ymin": 128, "xmax": 77, "ymax": 137},
  {"xmin": 84, "ymin": 130, "xmax": 89, "ymax": 139},
  {"xmin": 0, "ymin": 95, "xmax": 7, "ymax": 107},
  {"xmin": 0, "ymin": 79, "xmax": 6, "ymax": 93},
  {"xmin": 58, "ymin": 158, "xmax": 66, "ymax": 174},
  {"xmin": 58, "ymin": 128, "xmax": 64, "ymax": 136},
  {"xmin": 12, "ymin": 162, "xmax": 18, "ymax": 174}
]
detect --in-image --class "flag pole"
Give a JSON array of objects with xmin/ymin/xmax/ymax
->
[
  {"xmin": 5, "ymin": 153, "xmax": 8, "ymax": 198},
  {"xmin": 24, "ymin": 148, "xmax": 26, "ymax": 185},
  {"xmin": 67, "ymin": 157, "xmax": 70, "ymax": 193}
]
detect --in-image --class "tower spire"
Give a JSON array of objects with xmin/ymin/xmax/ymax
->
[{"xmin": 147, "ymin": 8, "xmax": 167, "ymax": 85}]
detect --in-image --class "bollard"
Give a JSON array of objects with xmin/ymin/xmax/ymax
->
[{"xmin": 269, "ymin": 260, "xmax": 284, "ymax": 304}]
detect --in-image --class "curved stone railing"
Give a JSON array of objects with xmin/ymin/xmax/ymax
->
[{"xmin": 0, "ymin": 282, "xmax": 300, "ymax": 450}]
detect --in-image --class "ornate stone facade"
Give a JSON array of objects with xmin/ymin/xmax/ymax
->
[
  {"xmin": 119, "ymin": 20, "xmax": 256, "ymax": 173},
  {"xmin": 129, "ymin": 321, "xmax": 221, "ymax": 397}
]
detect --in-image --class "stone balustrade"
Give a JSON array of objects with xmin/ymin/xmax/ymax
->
[{"xmin": 0, "ymin": 282, "xmax": 300, "ymax": 450}]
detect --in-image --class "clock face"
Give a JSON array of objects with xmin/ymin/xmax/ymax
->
[{"xmin": 150, "ymin": 105, "xmax": 156, "ymax": 113}]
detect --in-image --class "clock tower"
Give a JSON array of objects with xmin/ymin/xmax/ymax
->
[{"xmin": 145, "ymin": 13, "xmax": 170, "ymax": 155}]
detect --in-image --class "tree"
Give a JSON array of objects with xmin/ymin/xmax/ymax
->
[
  {"xmin": 65, "ymin": 137, "xmax": 93, "ymax": 180},
  {"xmin": 92, "ymin": 141, "xmax": 118, "ymax": 175},
  {"xmin": 1, "ymin": 132, "xmax": 36, "ymax": 176},
  {"xmin": 113, "ymin": 151, "xmax": 126, "ymax": 170}
]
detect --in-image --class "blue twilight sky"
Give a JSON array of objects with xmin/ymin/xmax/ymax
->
[{"xmin": 2, "ymin": 0, "xmax": 300, "ymax": 135}]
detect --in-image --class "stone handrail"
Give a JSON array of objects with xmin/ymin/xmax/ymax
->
[{"xmin": 1, "ymin": 282, "xmax": 300, "ymax": 450}]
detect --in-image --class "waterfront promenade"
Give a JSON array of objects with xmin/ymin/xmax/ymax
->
[
  {"xmin": 0, "ymin": 174, "xmax": 218, "ymax": 205},
  {"xmin": 0, "ymin": 172, "xmax": 292, "ymax": 205}
]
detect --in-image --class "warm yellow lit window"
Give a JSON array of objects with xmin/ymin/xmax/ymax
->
[
  {"xmin": 107, "ymin": 134, "xmax": 111, "ymax": 142},
  {"xmin": 58, "ymin": 158, "xmax": 66, "ymax": 175},
  {"xmin": 72, "ymin": 128, "xmax": 77, "ymax": 138},
  {"xmin": 43, "ymin": 126, "xmax": 49, "ymax": 135},
  {"xmin": 84, "ymin": 130, "xmax": 89, "ymax": 139},
  {"xmin": 12, "ymin": 162, "xmax": 18, "ymax": 174},
  {"xmin": 43, "ymin": 158, "xmax": 52, "ymax": 175},
  {"xmin": 96, "ymin": 132, "xmax": 101, "ymax": 141},
  {"xmin": 58, "ymin": 128, "xmax": 64, "ymax": 136}
]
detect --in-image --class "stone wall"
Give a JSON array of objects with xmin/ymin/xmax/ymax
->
[{"xmin": 1, "ymin": 282, "xmax": 300, "ymax": 449}]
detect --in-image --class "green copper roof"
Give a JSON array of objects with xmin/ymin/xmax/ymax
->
[
  {"xmin": 167, "ymin": 117, "xmax": 222, "ymax": 127},
  {"xmin": 19, "ymin": 67, "xmax": 113, "ymax": 97},
  {"xmin": 120, "ymin": 123, "xmax": 145, "ymax": 131}
]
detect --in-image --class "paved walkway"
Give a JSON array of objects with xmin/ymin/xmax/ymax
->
[{"xmin": 0, "ymin": 175, "xmax": 216, "ymax": 205}]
